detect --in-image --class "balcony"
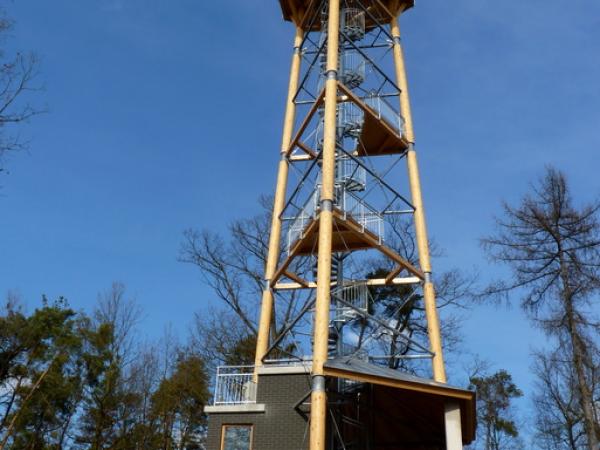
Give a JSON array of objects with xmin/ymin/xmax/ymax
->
[
  {"xmin": 286, "ymin": 188, "xmax": 384, "ymax": 256},
  {"xmin": 213, "ymin": 365, "xmax": 256, "ymax": 405}
]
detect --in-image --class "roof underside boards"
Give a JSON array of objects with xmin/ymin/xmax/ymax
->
[
  {"xmin": 278, "ymin": 0, "xmax": 415, "ymax": 29},
  {"xmin": 323, "ymin": 357, "xmax": 477, "ymax": 444}
]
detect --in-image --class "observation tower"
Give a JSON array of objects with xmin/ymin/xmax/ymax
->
[{"xmin": 204, "ymin": 1, "xmax": 476, "ymax": 449}]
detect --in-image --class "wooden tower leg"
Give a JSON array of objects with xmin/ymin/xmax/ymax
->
[
  {"xmin": 310, "ymin": 1, "xmax": 340, "ymax": 450},
  {"xmin": 390, "ymin": 15, "xmax": 447, "ymax": 383},
  {"xmin": 254, "ymin": 24, "xmax": 305, "ymax": 374}
]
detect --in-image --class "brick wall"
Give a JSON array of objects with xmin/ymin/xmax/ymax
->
[{"xmin": 206, "ymin": 372, "xmax": 312, "ymax": 450}]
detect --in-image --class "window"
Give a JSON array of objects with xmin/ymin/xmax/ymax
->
[{"xmin": 220, "ymin": 425, "xmax": 253, "ymax": 450}]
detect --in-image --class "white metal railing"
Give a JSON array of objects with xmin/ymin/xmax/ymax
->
[
  {"xmin": 332, "ymin": 282, "xmax": 370, "ymax": 320},
  {"xmin": 338, "ymin": 101, "xmax": 363, "ymax": 139},
  {"xmin": 340, "ymin": 51, "xmax": 366, "ymax": 89},
  {"xmin": 287, "ymin": 190, "xmax": 319, "ymax": 253},
  {"xmin": 342, "ymin": 8, "xmax": 365, "ymax": 41},
  {"xmin": 364, "ymin": 95, "xmax": 406, "ymax": 138},
  {"xmin": 341, "ymin": 191, "xmax": 384, "ymax": 243},
  {"xmin": 287, "ymin": 188, "xmax": 384, "ymax": 254},
  {"xmin": 213, "ymin": 365, "xmax": 256, "ymax": 405},
  {"xmin": 337, "ymin": 156, "xmax": 366, "ymax": 191}
]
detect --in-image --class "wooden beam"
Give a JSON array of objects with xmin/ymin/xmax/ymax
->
[
  {"xmin": 299, "ymin": 0, "xmax": 317, "ymax": 30},
  {"xmin": 310, "ymin": 1, "xmax": 340, "ymax": 449},
  {"xmin": 297, "ymin": 141, "xmax": 318, "ymax": 158},
  {"xmin": 385, "ymin": 264, "xmax": 404, "ymax": 284},
  {"xmin": 367, "ymin": 276, "xmax": 421, "ymax": 286},
  {"xmin": 289, "ymin": 154, "xmax": 314, "ymax": 162},
  {"xmin": 391, "ymin": 15, "xmax": 447, "ymax": 383},
  {"xmin": 254, "ymin": 24, "xmax": 305, "ymax": 376},
  {"xmin": 374, "ymin": 0, "xmax": 395, "ymax": 20},
  {"xmin": 273, "ymin": 276, "xmax": 420, "ymax": 291},
  {"xmin": 270, "ymin": 250, "xmax": 296, "ymax": 288},
  {"xmin": 282, "ymin": 270, "xmax": 309, "ymax": 288},
  {"xmin": 270, "ymin": 217, "xmax": 319, "ymax": 287},
  {"xmin": 286, "ymin": 88, "xmax": 326, "ymax": 156}
]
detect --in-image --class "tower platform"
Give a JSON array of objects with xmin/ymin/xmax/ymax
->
[
  {"xmin": 288, "ymin": 84, "xmax": 410, "ymax": 159},
  {"xmin": 279, "ymin": 0, "xmax": 415, "ymax": 29},
  {"xmin": 273, "ymin": 208, "xmax": 424, "ymax": 287}
]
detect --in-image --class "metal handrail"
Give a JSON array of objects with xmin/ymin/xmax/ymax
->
[
  {"xmin": 363, "ymin": 95, "xmax": 406, "ymax": 138},
  {"xmin": 287, "ymin": 190, "xmax": 319, "ymax": 253},
  {"xmin": 337, "ymin": 156, "xmax": 366, "ymax": 190},
  {"xmin": 286, "ymin": 186, "xmax": 385, "ymax": 254},
  {"xmin": 213, "ymin": 365, "xmax": 256, "ymax": 405},
  {"xmin": 341, "ymin": 190, "xmax": 384, "ymax": 244},
  {"xmin": 331, "ymin": 282, "xmax": 370, "ymax": 320}
]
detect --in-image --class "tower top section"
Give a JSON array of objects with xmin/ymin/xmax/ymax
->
[{"xmin": 278, "ymin": 0, "xmax": 414, "ymax": 29}]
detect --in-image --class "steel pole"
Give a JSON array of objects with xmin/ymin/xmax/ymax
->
[
  {"xmin": 254, "ymin": 25, "xmax": 304, "ymax": 374},
  {"xmin": 311, "ymin": 1, "xmax": 340, "ymax": 449},
  {"xmin": 390, "ymin": 15, "xmax": 447, "ymax": 383}
]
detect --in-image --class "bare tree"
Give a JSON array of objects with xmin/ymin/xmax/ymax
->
[
  {"xmin": 482, "ymin": 167, "xmax": 600, "ymax": 449},
  {"xmin": 0, "ymin": 8, "xmax": 44, "ymax": 179},
  {"xmin": 189, "ymin": 309, "xmax": 256, "ymax": 374},
  {"xmin": 180, "ymin": 196, "xmax": 314, "ymax": 360},
  {"xmin": 532, "ymin": 348, "xmax": 591, "ymax": 450},
  {"xmin": 94, "ymin": 281, "xmax": 142, "ymax": 366},
  {"xmin": 77, "ymin": 282, "xmax": 143, "ymax": 448},
  {"xmin": 181, "ymin": 197, "xmax": 474, "ymax": 376}
]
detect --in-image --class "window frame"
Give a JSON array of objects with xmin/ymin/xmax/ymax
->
[{"xmin": 220, "ymin": 424, "xmax": 254, "ymax": 450}]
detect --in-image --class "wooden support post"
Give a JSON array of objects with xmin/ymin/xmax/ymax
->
[
  {"xmin": 444, "ymin": 401, "xmax": 464, "ymax": 450},
  {"xmin": 310, "ymin": 1, "xmax": 340, "ymax": 450},
  {"xmin": 390, "ymin": 15, "xmax": 447, "ymax": 383},
  {"xmin": 254, "ymin": 24, "xmax": 304, "ymax": 374}
]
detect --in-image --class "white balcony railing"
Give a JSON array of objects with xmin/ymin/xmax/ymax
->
[
  {"xmin": 286, "ymin": 188, "xmax": 384, "ymax": 254},
  {"xmin": 287, "ymin": 190, "xmax": 319, "ymax": 254},
  {"xmin": 364, "ymin": 95, "xmax": 406, "ymax": 138},
  {"xmin": 341, "ymin": 191, "xmax": 384, "ymax": 244},
  {"xmin": 213, "ymin": 365, "xmax": 256, "ymax": 405},
  {"xmin": 332, "ymin": 282, "xmax": 370, "ymax": 320},
  {"xmin": 337, "ymin": 156, "xmax": 366, "ymax": 191}
]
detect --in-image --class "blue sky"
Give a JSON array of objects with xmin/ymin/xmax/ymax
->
[{"xmin": 1, "ymin": 0, "xmax": 600, "ymax": 437}]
